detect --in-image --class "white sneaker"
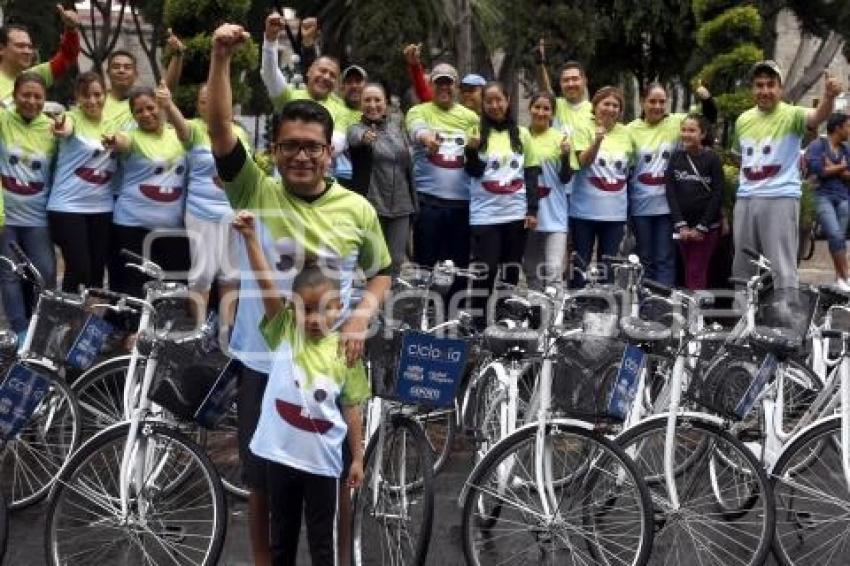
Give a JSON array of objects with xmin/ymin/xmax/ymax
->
[{"xmin": 835, "ymin": 278, "xmax": 850, "ymax": 292}]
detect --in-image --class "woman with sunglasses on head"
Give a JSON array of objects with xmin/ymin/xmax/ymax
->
[
  {"xmin": 48, "ymin": 72, "xmax": 118, "ymax": 295},
  {"xmin": 0, "ymin": 72, "xmax": 58, "ymax": 343}
]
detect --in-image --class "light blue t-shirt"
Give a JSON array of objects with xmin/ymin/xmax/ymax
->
[
  {"xmin": 186, "ymin": 119, "xmax": 249, "ymax": 222},
  {"xmin": 0, "ymin": 109, "xmax": 56, "ymax": 227},
  {"xmin": 406, "ymin": 102, "xmax": 479, "ymax": 201},
  {"xmin": 113, "ymin": 127, "xmax": 188, "ymax": 229},
  {"xmin": 627, "ymin": 114, "xmax": 687, "ymax": 216},
  {"xmin": 530, "ymin": 128, "xmax": 570, "ymax": 232},
  {"xmin": 733, "ymin": 102, "xmax": 807, "ymax": 199},
  {"xmin": 570, "ymin": 123, "xmax": 634, "ymax": 222},
  {"xmin": 48, "ymin": 109, "xmax": 118, "ymax": 214},
  {"xmin": 469, "ymin": 128, "xmax": 537, "ymax": 226}
]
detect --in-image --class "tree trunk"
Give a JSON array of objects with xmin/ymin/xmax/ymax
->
[
  {"xmin": 758, "ymin": 0, "xmax": 783, "ymax": 59},
  {"xmin": 785, "ymin": 31, "xmax": 844, "ymax": 103}
]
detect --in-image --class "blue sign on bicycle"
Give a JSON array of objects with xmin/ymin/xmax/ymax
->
[
  {"xmin": 735, "ymin": 353, "xmax": 777, "ymax": 420},
  {"xmin": 66, "ymin": 314, "xmax": 114, "ymax": 370},
  {"xmin": 0, "ymin": 363, "xmax": 51, "ymax": 442},
  {"xmin": 608, "ymin": 345, "xmax": 645, "ymax": 420},
  {"xmin": 394, "ymin": 331, "xmax": 469, "ymax": 407}
]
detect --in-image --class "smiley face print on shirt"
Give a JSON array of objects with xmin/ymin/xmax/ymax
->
[
  {"xmin": 428, "ymin": 130, "xmax": 467, "ymax": 169},
  {"xmin": 275, "ymin": 370, "xmax": 341, "ymax": 435},
  {"xmin": 74, "ymin": 146, "xmax": 119, "ymax": 186},
  {"xmin": 636, "ymin": 143, "xmax": 673, "ymax": 187},
  {"xmin": 588, "ymin": 153, "xmax": 629, "ymax": 192},
  {"xmin": 740, "ymin": 139, "xmax": 782, "ymax": 182},
  {"xmin": 1, "ymin": 147, "xmax": 49, "ymax": 196},
  {"xmin": 139, "ymin": 160, "xmax": 185, "ymax": 203},
  {"xmin": 481, "ymin": 153, "xmax": 524, "ymax": 194}
]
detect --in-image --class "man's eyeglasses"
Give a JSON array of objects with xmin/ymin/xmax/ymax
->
[{"xmin": 272, "ymin": 141, "xmax": 328, "ymax": 158}]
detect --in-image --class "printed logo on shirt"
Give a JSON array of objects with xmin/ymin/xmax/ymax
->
[
  {"xmin": 2, "ymin": 148, "xmax": 49, "ymax": 196},
  {"xmin": 674, "ymin": 170, "xmax": 712, "ymax": 184},
  {"xmin": 589, "ymin": 156, "xmax": 628, "ymax": 192}
]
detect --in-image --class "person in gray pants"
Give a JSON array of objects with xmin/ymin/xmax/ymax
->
[{"xmin": 731, "ymin": 60, "xmax": 842, "ymax": 309}]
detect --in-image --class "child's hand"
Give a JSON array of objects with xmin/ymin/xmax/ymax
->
[
  {"xmin": 232, "ymin": 210, "xmax": 257, "ymax": 237},
  {"xmin": 347, "ymin": 459, "xmax": 364, "ymax": 489}
]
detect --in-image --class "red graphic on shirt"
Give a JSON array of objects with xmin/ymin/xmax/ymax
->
[
  {"xmin": 1, "ymin": 175, "xmax": 43, "ymax": 196},
  {"xmin": 275, "ymin": 399, "xmax": 333, "ymax": 434},
  {"xmin": 74, "ymin": 167, "xmax": 113, "ymax": 185},
  {"xmin": 482, "ymin": 178, "xmax": 524, "ymax": 194},
  {"xmin": 588, "ymin": 176, "xmax": 626, "ymax": 192},
  {"xmin": 538, "ymin": 185, "xmax": 551, "ymax": 198},
  {"xmin": 140, "ymin": 184, "xmax": 183, "ymax": 203}
]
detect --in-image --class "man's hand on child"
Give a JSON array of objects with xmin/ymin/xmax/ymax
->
[
  {"xmin": 347, "ymin": 459, "xmax": 364, "ymax": 489},
  {"xmin": 232, "ymin": 210, "xmax": 256, "ymax": 237},
  {"xmin": 339, "ymin": 314, "xmax": 368, "ymax": 367}
]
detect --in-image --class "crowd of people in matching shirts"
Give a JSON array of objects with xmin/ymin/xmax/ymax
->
[{"xmin": 0, "ymin": 8, "xmax": 846, "ymax": 565}]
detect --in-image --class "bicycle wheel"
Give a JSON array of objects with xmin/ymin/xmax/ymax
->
[
  {"xmin": 45, "ymin": 420, "xmax": 226, "ymax": 566},
  {"xmin": 200, "ymin": 401, "xmax": 247, "ymax": 498},
  {"xmin": 352, "ymin": 414, "xmax": 434, "ymax": 566},
  {"xmin": 616, "ymin": 417, "xmax": 774, "ymax": 566},
  {"xmin": 71, "ymin": 356, "xmax": 133, "ymax": 439},
  {"xmin": 0, "ymin": 371, "xmax": 80, "ymax": 509},
  {"xmin": 462, "ymin": 422, "xmax": 653, "ymax": 566},
  {"xmin": 771, "ymin": 416, "xmax": 850, "ymax": 566},
  {"xmin": 414, "ymin": 405, "xmax": 456, "ymax": 476}
]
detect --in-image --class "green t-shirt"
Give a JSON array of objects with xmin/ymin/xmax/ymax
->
[
  {"xmin": 554, "ymin": 98, "xmax": 593, "ymax": 139},
  {"xmin": 102, "ymin": 93, "xmax": 134, "ymax": 132},
  {"xmin": 570, "ymin": 122, "xmax": 634, "ymax": 221},
  {"xmin": 0, "ymin": 62, "xmax": 52, "ymax": 107},
  {"xmin": 732, "ymin": 102, "xmax": 807, "ymax": 199},
  {"xmin": 251, "ymin": 306, "xmax": 369, "ymax": 476},
  {"xmin": 226, "ymin": 154, "xmax": 391, "ymax": 373}
]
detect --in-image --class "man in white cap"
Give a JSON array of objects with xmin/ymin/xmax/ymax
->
[
  {"xmin": 333, "ymin": 64, "xmax": 368, "ymax": 188},
  {"xmin": 732, "ymin": 60, "xmax": 842, "ymax": 299},
  {"xmin": 406, "ymin": 62, "xmax": 479, "ymax": 284}
]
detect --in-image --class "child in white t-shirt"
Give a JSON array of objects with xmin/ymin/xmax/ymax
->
[{"xmin": 232, "ymin": 210, "xmax": 369, "ymax": 566}]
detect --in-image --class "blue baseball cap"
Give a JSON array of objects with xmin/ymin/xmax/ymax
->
[{"xmin": 460, "ymin": 74, "xmax": 486, "ymax": 88}]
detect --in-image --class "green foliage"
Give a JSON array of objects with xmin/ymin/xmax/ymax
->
[
  {"xmin": 162, "ymin": 0, "xmax": 257, "ymax": 115},
  {"xmin": 691, "ymin": 0, "xmax": 738, "ymax": 23},
  {"xmin": 714, "ymin": 90, "xmax": 755, "ymax": 120},
  {"xmin": 696, "ymin": 6, "xmax": 761, "ymax": 52},
  {"xmin": 697, "ymin": 43, "xmax": 762, "ymax": 92},
  {"xmin": 163, "ymin": 0, "xmax": 252, "ymax": 37}
]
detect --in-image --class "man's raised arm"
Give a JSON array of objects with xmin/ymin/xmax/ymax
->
[{"xmin": 207, "ymin": 24, "xmax": 248, "ymax": 158}]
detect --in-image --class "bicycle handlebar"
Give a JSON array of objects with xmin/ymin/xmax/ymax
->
[
  {"xmin": 86, "ymin": 287, "xmax": 126, "ymax": 302},
  {"xmin": 643, "ymin": 278, "xmax": 672, "ymax": 296}
]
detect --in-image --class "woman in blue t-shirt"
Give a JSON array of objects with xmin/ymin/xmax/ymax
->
[
  {"xmin": 49, "ymin": 72, "xmax": 118, "ymax": 293},
  {"xmin": 805, "ymin": 112, "xmax": 850, "ymax": 289}
]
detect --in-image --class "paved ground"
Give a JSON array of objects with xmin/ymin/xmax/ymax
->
[{"xmin": 3, "ymin": 241, "xmax": 837, "ymax": 565}]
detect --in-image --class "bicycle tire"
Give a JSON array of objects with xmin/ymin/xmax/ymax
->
[
  {"xmin": 44, "ymin": 420, "xmax": 227, "ymax": 566},
  {"xmin": 771, "ymin": 416, "xmax": 850, "ymax": 566},
  {"xmin": 199, "ymin": 402, "xmax": 248, "ymax": 499},
  {"xmin": 352, "ymin": 413, "xmax": 434, "ymax": 566},
  {"xmin": 71, "ymin": 355, "xmax": 133, "ymax": 438},
  {"xmin": 616, "ymin": 416, "xmax": 775, "ymax": 566},
  {"xmin": 0, "ymin": 370, "xmax": 81, "ymax": 509},
  {"xmin": 462, "ymin": 421, "xmax": 653, "ymax": 566}
]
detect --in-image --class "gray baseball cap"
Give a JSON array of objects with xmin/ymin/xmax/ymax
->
[
  {"xmin": 430, "ymin": 63, "xmax": 459, "ymax": 83},
  {"xmin": 750, "ymin": 60, "xmax": 783, "ymax": 84}
]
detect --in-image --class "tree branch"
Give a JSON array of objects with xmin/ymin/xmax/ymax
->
[{"xmin": 786, "ymin": 31, "xmax": 843, "ymax": 102}]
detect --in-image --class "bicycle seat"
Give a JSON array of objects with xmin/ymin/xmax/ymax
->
[
  {"xmin": 483, "ymin": 325, "xmax": 540, "ymax": 356},
  {"xmin": 748, "ymin": 325, "xmax": 801, "ymax": 357},
  {"xmin": 620, "ymin": 316, "xmax": 671, "ymax": 342}
]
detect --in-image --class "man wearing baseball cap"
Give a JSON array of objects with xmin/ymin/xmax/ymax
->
[
  {"xmin": 332, "ymin": 64, "xmax": 369, "ymax": 188},
  {"xmin": 406, "ymin": 62, "xmax": 479, "ymax": 280},
  {"xmin": 401, "ymin": 44, "xmax": 486, "ymax": 114},
  {"xmin": 731, "ymin": 59, "xmax": 843, "ymax": 300}
]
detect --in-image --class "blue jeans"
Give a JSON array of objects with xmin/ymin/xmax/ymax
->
[
  {"xmin": 815, "ymin": 192, "xmax": 849, "ymax": 253},
  {"xmin": 632, "ymin": 214, "xmax": 676, "ymax": 286},
  {"xmin": 569, "ymin": 218, "xmax": 625, "ymax": 287},
  {"xmin": 0, "ymin": 225, "xmax": 56, "ymax": 332}
]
